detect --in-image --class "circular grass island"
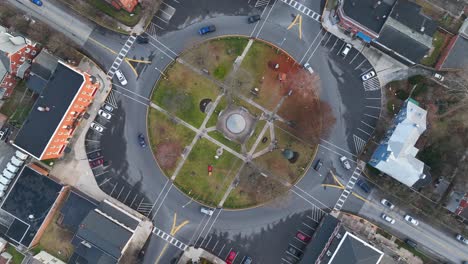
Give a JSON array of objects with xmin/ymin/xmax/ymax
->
[{"xmin": 148, "ymin": 37, "xmax": 333, "ymax": 209}]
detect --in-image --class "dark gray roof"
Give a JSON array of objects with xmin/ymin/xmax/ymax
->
[
  {"xmin": 14, "ymin": 62, "xmax": 84, "ymax": 159},
  {"xmin": 71, "ymin": 237, "xmax": 117, "ymax": 264},
  {"xmin": 75, "ymin": 210, "xmax": 132, "ymax": 260},
  {"xmin": 26, "ymin": 75, "xmax": 48, "ymax": 93},
  {"xmin": 60, "ymin": 191, "xmax": 98, "ymax": 233},
  {"xmin": 341, "ymin": 0, "xmax": 395, "ymax": 34},
  {"xmin": 440, "ymin": 36, "xmax": 468, "ymax": 70},
  {"xmin": 389, "ymin": 0, "xmax": 437, "ymax": 36},
  {"xmin": 30, "ymin": 50, "xmax": 58, "ymax": 81},
  {"xmin": 328, "ymin": 232, "xmax": 383, "ymax": 264},
  {"xmin": 97, "ymin": 201, "xmax": 139, "ymax": 230},
  {"xmin": 300, "ymin": 215, "xmax": 341, "ymax": 263},
  {"xmin": 377, "ymin": 25, "xmax": 430, "ymax": 63},
  {"xmin": 1, "ymin": 166, "xmax": 62, "ymax": 247},
  {"xmin": 0, "ymin": 52, "xmax": 9, "ymax": 71}
]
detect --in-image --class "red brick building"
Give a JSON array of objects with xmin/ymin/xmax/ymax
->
[{"xmin": 109, "ymin": 0, "xmax": 139, "ymax": 13}]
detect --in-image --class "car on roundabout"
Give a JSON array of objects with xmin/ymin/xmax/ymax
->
[
  {"xmin": 340, "ymin": 156, "xmax": 351, "ymax": 170},
  {"xmin": 404, "ymin": 214, "xmax": 419, "ymax": 226},
  {"xmin": 138, "ymin": 133, "xmax": 147, "ymax": 148},
  {"xmin": 247, "ymin": 15, "xmax": 261, "ymax": 23},
  {"xmin": 198, "ymin": 25, "xmax": 216, "ymax": 35}
]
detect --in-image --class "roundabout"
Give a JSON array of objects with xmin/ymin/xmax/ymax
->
[{"xmin": 148, "ymin": 37, "xmax": 329, "ymax": 208}]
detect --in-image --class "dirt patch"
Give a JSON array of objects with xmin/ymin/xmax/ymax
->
[{"xmin": 155, "ymin": 142, "xmax": 182, "ymax": 171}]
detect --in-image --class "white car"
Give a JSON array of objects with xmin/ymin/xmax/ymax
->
[
  {"xmin": 456, "ymin": 234, "xmax": 468, "ymax": 245},
  {"xmin": 103, "ymin": 103, "xmax": 114, "ymax": 113},
  {"xmin": 90, "ymin": 122, "xmax": 104, "ymax": 133},
  {"xmin": 381, "ymin": 199, "xmax": 395, "ymax": 210},
  {"xmin": 98, "ymin": 109, "xmax": 112, "ymax": 120},
  {"xmin": 381, "ymin": 213, "xmax": 395, "ymax": 224},
  {"xmin": 115, "ymin": 69, "xmax": 128, "ymax": 86},
  {"xmin": 339, "ymin": 156, "xmax": 351, "ymax": 170},
  {"xmin": 404, "ymin": 215, "xmax": 419, "ymax": 226},
  {"xmin": 341, "ymin": 43, "xmax": 352, "ymax": 56},
  {"xmin": 303, "ymin": 62, "xmax": 314, "ymax": 74},
  {"xmin": 200, "ymin": 207, "xmax": 214, "ymax": 216},
  {"xmin": 361, "ymin": 70, "xmax": 376, "ymax": 81},
  {"xmin": 434, "ymin": 73, "xmax": 444, "ymax": 81}
]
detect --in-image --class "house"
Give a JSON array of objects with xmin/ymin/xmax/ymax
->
[
  {"xmin": 435, "ymin": 18, "xmax": 468, "ymax": 70},
  {"xmin": 0, "ymin": 165, "xmax": 68, "ymax": 248},
  {"xmin": 369, "ymin": 99, "xmax": 431, "ymax": 188},
  {"xmin": 69, "ymin": 200, "xmax": 141, "ymax": 264},
  {"xmin": 0, "ymin": 25, "xmax": 39, "ymax": 98},
  {"xmin": 445, "ymin": 191, "xmax": 468, "ymax": 222},
  {"xmin": 108, "ymin": 0, "xmax": 139, "ymax": 13},
  {"xmin": 31, "ymin": 251, "xmax": 66, "ymax": 264},
  {"xmin": 13, "ymin": 60, "xmax": 100, "ymax": 160},
  {"xmin": 335, "ymin": 0, "xmax": 438, "ymax": 64},
  {"xmin": 300, "ymin": 215, "xmax": 384, "ymax": 264},
  {"xmin": 26, "ymin": 49, "xmax": 58, "ymax": 94}
]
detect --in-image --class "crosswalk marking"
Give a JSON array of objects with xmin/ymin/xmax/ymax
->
[
  {"xmin": 333, "ymin": 166, "xmax": 363, "ymax": 211},
  {"xmin": 363, "ymin": 77, "xmax": 381, "ymax": 91},
  {"xmin": 153, "ymin": 227, "xmax": 189, "ymax": 251},
  {"xmin": 107, "ymin": 35, "xmax": 137, "ymax": 78},
  {"xmin": 353, "ymin": 134, "xmax": 366, "ymax": 154},
  {"xmin": 280, "ymin": 0, "xmax": 321, "ymax": 22},
  {"xmin": 255, "ymin": 0, "xmax": 270, "ymax": 7}
]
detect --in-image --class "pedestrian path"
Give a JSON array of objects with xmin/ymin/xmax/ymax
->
[
  {"xmin": 153, "ymin": 227, "xmax": 189, "ymax": 251},
  {"xmin": 107, "ymin": 35, "xmax": 137, "ymax": 78},
  {"xmin": 333, "ymin": 166, "xmax": 362, "ymax": 211},
  {"xmin": 280, "ymin": 0, "xmax": 321, "ymax": 22}
]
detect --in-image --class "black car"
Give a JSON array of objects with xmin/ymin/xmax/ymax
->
[
  {"xmin": 247, "ymin": 15, "xmax": 261, "ymax": 23},
  {"xmin": 138, "ymin": 133, "xmax": 147, "ymax": 148},
  {"xmin": 287, "ymin": 245, "xmax": 303, "ymax": 259},
  {"xmin": 314, "ymin": 159, "xmax": 323, "ymax": 171},
  {"xmin": 88, "ymin": 150, "xmax": 102, "ymax": 161},
  {"xmin": 136, "ymin": 35, "xmax": 149, "ymax": 44},
  {"xmin": 356, "ymin": 179, "xmax": 371, "ymax": 193},
  {"xmin": 405, "ymin": 239, "xmax": 417, "ymax": 248}
]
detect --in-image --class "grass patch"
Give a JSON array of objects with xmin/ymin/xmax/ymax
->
[
  {"xmin": 87, "ymin": 0, "xmax": 141, "ymax": 26},
  {"xmin": 37, "ymin": 213, "xmax": 74, "ymax": 262},
  {"xmin": 208, "ymin": 130, "xmax": 241, "ymax": 153},
  {"xmin": 6, "ymin": 245, "xmax": 25, "ymax": 264},
  {"xmin": 152, "ymin": 63, "xmax": 221, "ymax": 127},
  {"xmin": 421, "ymin": 31, "xmax": 446, "ymax": 66},
  {"xmin": 148, "ymin": 108, "xmax": 196, "ymax": 176},
  {"xmin": 175, "ymin": 138, "xmax": 242, "ymax": 206},
  {"xmin": 205, "ymin": 97, "xmax": 227, "ymax": 128},
  {"xmin": 245, "ymin": 120, "xmax": 267, "ymax": 152},
  {"xmin": 213, "ymin": 64, "xmax": 228, "ymax": 79},
  {"xmin": 0, "ymin": 80, "xmax": 35, "ymax": 127},
  {"xmin": 375, "ymin": 227, "xmax": 392, "ymax": 239}
]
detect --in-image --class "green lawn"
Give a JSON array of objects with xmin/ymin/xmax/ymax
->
[
  {"xmin": 38, "ymin": 214, "xmax": 75, "ymax": 262},
  {"xmin": 421, "ymin": 31, "xmax": 446, "ymax": 66},
  {"xmin": 245, "ymin": 120, "xmax": 267, "ymax": 152},
  {"xmin": 152, "ymin": 63, "xmax": 221, "ymax": 127},
  {"xmin": 175, "ymin": 138, "xmax": 242, "ymax": 206},
  {"xmin": 207, "ymin": 130, "xmax": 242, "ymax": 153},
  {"xmin": 6, "ymin": 245, "xmax": 24, "ymax": 264},
  {"xmin": 206, "ymin": 96, "xmax": 228, "ymax": 128},
  {"xmin": 148, "ymin": 108, "xmax": 196, "ymax": 176}
]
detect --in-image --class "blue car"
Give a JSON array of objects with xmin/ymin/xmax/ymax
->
[
  {"xmin": 198, "ymin": 25, "xmax": 216, "ymax": 35},
  {"xmin": 30, "ymin": 0, "xmax": 43, "ymax": 6}
]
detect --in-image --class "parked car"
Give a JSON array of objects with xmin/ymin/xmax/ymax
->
[
  {"xmin": 30, "ymin": 0, "xmax": 43, "ymax": 6},
  {"xmin": 405, "ymin": 239, "xmax": 417, "ymax": 248},
  {"xmin": 287, "ymin": 245, "xmax": 303, "ymax": 258},
  {"xmin": 136, "ymin": 35, "xmax": 149, "ymax": 44},
  {"xmin": 198, "ymin": 25, "xmax": 216, "ymax": 35},
  {"xmin": 0, "ymin": 127, "xmax": 9, "ymax": 141},
  {"xmin": 456, "ymin": 234, "xmax": 468, "ymax": 245},
  {"xmin": 339, "ymin": 156, "xmax": 351, "ymax": 170},
  {"xmin": 138, "ymin": 133, "xmax": 147, "ymax": 148},
  {"xmin": 115, "ymin": 69, "xmax": 128, "ymax": 86},
  {"xmin": 303, "ymin": 62, "xmax": 314, "ymax": 74},
  {"xmin": 314, "ymin": 159, "xmax": 323, "ymax": 171},
  {"xmin": 89, "ymin": 158, "xmax": 104, "ymax": 168},
  {"xmin": 381, "ymin": 213, "xmax": 395, "ymax": 224},
  {"xmin": 356, "ymin": 179, "xmax": 371, "ymax": 193},
  {"xmin": 404, "ymin": 215, "xmax": 419, "ymax": 226},
  {"xmin": 434, "ymin": 73, "xmax": 444, "ymax": 81},
  {"xmin": 361, "ymin": 70, "xmax": 376, "ymax": 81},
  {"xmin": 90, "ymin": 122, "xmax": 104, "ymax": 133},
  {"xmin": 340, "ymin": 43, "xmax": 352, "ymax": 56},
  {"xmin": 200, "ymin": 207, "xmax": 214, "ymax": 216},
  {"xmin": 380, "ymin": 199, "xmax": 395, "ymax": 210},
  {"xmin": 88, "ymin": 150, "xmax": 102, "ymax": 161},
  {"xmin": 98, "ymin": 109, "xmax": 112, "ymax": 120},
  {"xmin": 296, "ymin": 231, "xmax": 311, "ymax": 243},
  {"xmin": 247, "ymin": 15, "xmax": 261, "ymax": 23},
  {"xmin": 6, "ymin": 163, "xmax": 19, "ymax": 174},
  {"xmin": 225, "ymin": 250, "xmax": 237, "ymax": 264},
  {"xmin": 241, "ymin": 256, "xmax": 252, "ymax": 264},
  {"xmin": 10, "ymin": 156, "xmax": 24, "ymax": 167},
  {"xmin": 103, "ymin": 103, "xmax": 114, "ymax": 113}
]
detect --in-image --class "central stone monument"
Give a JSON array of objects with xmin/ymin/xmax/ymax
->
[{"xmin": 216, "ymin": 105, "xmax": 256, "ymax": 144}]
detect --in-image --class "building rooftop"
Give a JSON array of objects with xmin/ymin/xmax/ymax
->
[
  {"xmin": 27, "ymin": 50, "xmax": 58, "ymax": 93},
  {"xmin": 326, "ymin": 232, "xmax": 384, "ymax": 264},
  {"xmin": 97, "ymin": 200, "xmax": 140, "ymax": 231},
  {"xmin": 14, "ymin": 62, "xmax": 85, "ymax": 159},
  {"xmin": 389, "ymin": 0, "xmax": 437, "ymax": 37},
  {"xmin": 0, "ymin": 26, "xmax": 27, "ymax": 56},
  {"xmin": 59, "ymin": 191, "xmax": 98, "ymax": 233},
  {"xmin": 300, "ymin": 215, "xmax": 341, "ymax": 262},
  {"xmin": 341, "ymin": 0, "xmax": 395, "ymax": 34},
  {"xmin": 438, "ymin": 35, "xmax": 468, "ymax": 70},
  {"xmin": 1, "ymin": 166, "xmax": 62, "ymax": 247}
]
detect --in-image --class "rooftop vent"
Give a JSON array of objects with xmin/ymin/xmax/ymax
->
[
  {"xmin": 373, "ymin": 1, "xmax": 382, "ymax": 9},
  {"xmin": 420, "ymin": 26, "xmax": 425, "ymax": 32},
  {"xmin": 326, "ymin": 250, "xmax": 332, "ymax": 257},
  {"xmin": 37, "ymin": 106, "xmax": 50, "ymax": 112}
]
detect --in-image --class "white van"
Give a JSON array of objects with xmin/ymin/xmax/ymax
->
[
  {"xmin": 0, "ymin": 183, "xmax": 7, "ymax": 192},
  {"xmin": 6, "ymin": 162, "xmax": 19, "ymax": 173},
  {"xmin": 0, "ymin": 177, "xmax": 10, "ymax": 186},
  {"xmin": 115, "ymin": 70, "xmax": 128, "ymax": 86},
  {"xmin": 15, "ymin": 151, "xmax": 29, "ymax": 161},
  {"xmin": 2, "ymin": 169, "xmax": 14, "ymax": 180},
  {"xmin": 10, "ymin": 156, "xmax": 24, "ymax": 167},
  {"xmin": 340, "ymin": 43, "xmax": 352, "ymax": 57}
]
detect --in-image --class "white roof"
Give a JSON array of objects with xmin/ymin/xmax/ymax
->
[
  {"xmin": 372, "ymin": 100, "xmax": 427, "ymax": 187},
  {"xmin": 0, "ymin": 29, "xmax": 27, "ymax": 55}
]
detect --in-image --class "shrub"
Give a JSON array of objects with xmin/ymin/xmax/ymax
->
[
  {"xmin": 396, "ymin": 89, "xmax": 409, "ymax": 100},
  {"xmin": 408, "ymin": 75, "xmax": 424, "ymax": 85}
]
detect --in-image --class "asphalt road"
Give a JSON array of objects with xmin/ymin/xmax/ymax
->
[{"xmin": 6, "ymin": 0, "xmax": 466, "ymax": 263}]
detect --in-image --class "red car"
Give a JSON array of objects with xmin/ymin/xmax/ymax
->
[
  {"xmin": 296, "ymin": 231, "xmax": 311, "ymax": 243},
  {"xmin": 225, "ymin": 250, "xmax": 237, "ymax": 264},
  {"xmin": 89, "ymin": 158, "xmax": 104, "ymax": 168}
]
